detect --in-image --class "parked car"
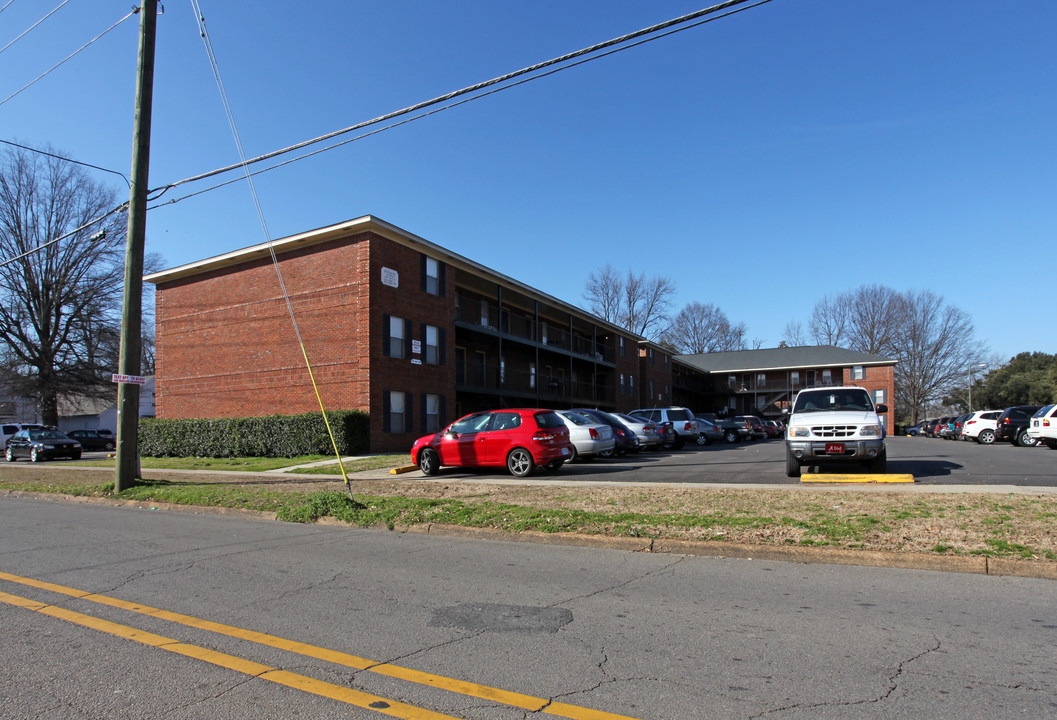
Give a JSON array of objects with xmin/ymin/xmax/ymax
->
[
  {"xmin": 763, "ymin": 420, "xmax": 783, "ymax": 439},
  {"xmin": 948, "ymin": 413, "xmax": 972, "ymax": 440},
  {"xmin": 1027, "ymin": 404, "xmax": 1057, "ymax": 449},
  {"xmin": 411, "ymin": 408, "xmax": 572, "ymax": 478},
  {"xmin": 994, "ymin": 405, "xmax": 1045, "ymax": 447},
  {"xmin": 905, "ymin": 422, "xmax": 926, "ymax": 436},
  {"xmin": 714, "ymin": 417, "xmax": 751, "ymax": 443},
  {"xmin": 1, "ymin": 422, "xmax": 45, "ymax": 448},
  {"xmin": 695, "ymin": 418, "xmax": 726, "ymax": 445},
  {"xmin": 628, "ymin": 407, "xmax": 697, "ymax": 448},
  {"xmin": 556, "ymin": 411, "xmax": 615, "ymax": 462},
  {"xmin": 5, "ymin": 428, "xmax": 82, "ymax": 462},
  {"xmin": 734, "ymin": 415, "xmax": 767, "ymax": 440},
  {"xmin": 569, "ymin": 408, "xmax": 639, "ymax": 456},
  {"xmin": 960, "ymin": 410, "xmax": 1002, "ymax": 444},
  {"xmin": 65, "ymin": 429, "xmax": 117, "ymax": 451},
  {"xmin": 612, "ymin": 412, "xmax": 665, "ymax": 451}
]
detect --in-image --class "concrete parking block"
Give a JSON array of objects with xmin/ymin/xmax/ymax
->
[{"xmin": 801, "ymin": 473, "xmax": 915, "ymax": 483}]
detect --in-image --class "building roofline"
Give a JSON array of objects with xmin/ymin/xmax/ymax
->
[{"xmin": 144, "ymin": 215, "xmax": 637, "ymax": 339}]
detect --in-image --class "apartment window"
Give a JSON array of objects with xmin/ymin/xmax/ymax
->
[
  {"xmin": 529, "ymin": 362, "xmax": 536, "ymax": 389},
  {"xmin": 424, "ymin": 325, "xmax": 440, "ymax": 364},
  {"xmin": 629, "ymin": 375, "xmax": 636, "ymax": 394},
  {"xmin": 385, "ymin": 315, "xmax": 407, "ymax": 358},
  {"xmin": 541, "ymin": 322, "xmax": 548, "ymax": 345},
  {"xmin": 386, "ymin": 391, "xmax": 408, "ymax": 433},
  {"xmin": 852, "ymin": 365, "xmax": 865, "ymax": 380},
  {"xmin": 619, "ymin": 373, "xmax": 626, "ymax": 395},
  {"xmin": 822, "ymin": 369, "xmax": 832, "ymax": 385},
  {"xmin": 618, "ymin": 337, "xmax": 626, "ymax": 357},
  {"xmin": 480, "ymin": 302, "xmax": 489, "ymax": 328},
  {"xmin": 757, "ymin": 373, "xmax": 767, "ymax": 387},
  {"xmin": 423, "ymin": 256, "xmax": 442, "ymax": 295},
  {"xmin": 791, "ymin": 371, "xmax": 800, "ymax": 386},
  {"xmin": 649, "ymin": 380, "xmax": 655, "ymax": 398},
  {"xmin": 424, "ymin": 394, "xmax": 441, "ymax": 433},
  {"xmin": 649, "ymin": 348, "xmax": 655, "ymax": 366},
  {"xmin": 499, "ymin": 356, "xmax": 506, "ymax": 384},
  {"xmin": 874, "ymin": 389, "xmax": 886, "ymax": 404}
]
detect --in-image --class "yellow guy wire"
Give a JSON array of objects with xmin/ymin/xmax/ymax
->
[{"xmin": 190, "ymin": 1, "xmax": 353, "ymax": 498}]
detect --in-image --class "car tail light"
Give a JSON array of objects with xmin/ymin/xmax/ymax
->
[
  {"xmin": 533, "ymin": 430, "xmax": 558, "ymax": 441},
  {"xmin": 683, "ymin": 421, "xmax": 693, "ymax": 432},
  {"xmin": 589, "ymin": 427, "xmax": 600, "ymax": 439},
  {"xmin": 1045, "ymin": 419, "xmax": 1052, "ymax": 427}
]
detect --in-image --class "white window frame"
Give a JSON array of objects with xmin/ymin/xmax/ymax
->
[
  {"xmin": 425, "ymin": 257, "xmax": 440, "ymax": 295},
  {"xmin": 389, "ymin": 316, "xmax": 405, "ymax": 358},
  {"xmin": 425, "ymin": 325, "xmax": 439, "ymax": 365},
  {"xmin": 388, "ymin": 391, "xmax": 405, "ymax": 433}
]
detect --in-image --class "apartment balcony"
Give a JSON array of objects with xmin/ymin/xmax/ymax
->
[
  {"xmin": 727, "ymin": 377, "xmax": 840, "ymax": 393},
  {"xmin": 455, "ymin": 366, "xmax": 607, "ymax": 406},
  {"xmin": 454, "ymin": 295, "xmax": 613, "ymax": 364}
]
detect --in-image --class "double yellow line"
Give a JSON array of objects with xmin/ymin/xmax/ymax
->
[{"xmin": 0, "ymin": 571, "xmax": 642, "ymax": 720}]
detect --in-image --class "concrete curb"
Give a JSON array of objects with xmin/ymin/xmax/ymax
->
[{"xmin": 4, "ymin": 486, "xmax": 1057, "ymax": 582}]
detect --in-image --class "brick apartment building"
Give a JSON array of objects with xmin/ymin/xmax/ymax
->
[
  {"xmin": 147, "ymin": 216, "xmax": 644, "ymax": 453},
  {"xmin": 147, "ymin": 216, "xmax": 897, "ymax": 452}
]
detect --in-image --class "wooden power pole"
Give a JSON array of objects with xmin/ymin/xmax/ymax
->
[{"xmin": 115, "ymin": 0, "xmax": 158, "ymax": 492}]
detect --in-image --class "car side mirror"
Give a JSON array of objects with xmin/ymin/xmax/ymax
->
[{"xmin": 876, "ymin": 403, "xmax": 888, "ymax": 414}]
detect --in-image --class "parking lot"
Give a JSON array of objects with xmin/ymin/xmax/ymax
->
[{"xmin": 419, "ymin": 435, "xmax": 1057, "ymax": 487}]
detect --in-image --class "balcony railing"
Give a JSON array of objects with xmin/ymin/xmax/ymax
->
[
  {"xmin": 728, "ymin": 377, "xmax": 839, "ymax": 392},
  {"xmin": 455, "ymin": 295, "xmax": 612, "ymax": 363},
  {"xmin": 456, "ymin": 367, "xmax": 607, "ymax": 404}
]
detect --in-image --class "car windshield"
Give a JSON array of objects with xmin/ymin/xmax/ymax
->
[
  {"xmin": 560, "ymin": 411, "xmax": 591, "ymax": 426},
  {"xmin": 29, "ymin": 430, "xmax": 68, "ymax": 441},
  {"xmin": 794, "ymin": 390, "xmax": 873, "ymax": 413},
  {"xmin": 533, "ymin": 411, "xmax": 565, "ymax": 429}
]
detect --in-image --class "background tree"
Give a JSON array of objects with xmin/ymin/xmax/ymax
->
[
  {"xmin": 0, "ymin": 144, "xmax": 127, "ymax": 425},
  {"xmin": 662, "ymin": 301, "xmax": 746, "ymax": 354},
  {"xmin": 808, "ymin": 292, "xmax": 851, "ymax": 346},
  {"xmin": 974, "ymin": 352, "xmax": 1057, "ymax": 408},
  {"xmin": 890, "ymin": 289, "xmax": 985, "ymax": 423},
  {"xmin": 583, "ymin": 264, "xmax": 674, "ymax": 341},
  {"xmin": 781, "ymin": 320, "xmax": 808, "ymax": 347}
]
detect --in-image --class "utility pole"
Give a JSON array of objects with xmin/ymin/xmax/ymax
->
[{"xmin": 115, "ymin": 0, "xmax": 158, "ymax": 492}]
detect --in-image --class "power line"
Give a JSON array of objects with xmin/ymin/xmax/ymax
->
[
  {"xmin": 0, "ymin": 7, "xmax": 141, "ymax": 108},
  {"xmin": 151, "ymin": 0, "xmax": 771, "ymax": 199},
  {"xmin": 150, "ymin": 0, "xmax": 773, "ymax": 211},
  {"xmin": 0, "ymin": 0, "xmax": 72, "ymax": 56},
  {"xmin": 0, "ymin": 139, "xmax": 130, "ymax": 187}
]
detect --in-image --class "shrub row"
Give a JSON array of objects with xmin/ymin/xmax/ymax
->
[{"xmin": 138, "ymin": 411, "xmax": 370, "ymax": 458}]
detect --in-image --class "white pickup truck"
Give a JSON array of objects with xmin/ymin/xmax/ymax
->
[{"xmin": 785, "ymin": 386, "xmax": 889, "ymax": 477}]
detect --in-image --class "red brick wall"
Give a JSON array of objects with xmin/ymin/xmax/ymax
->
[
  {"xmin": 843, "ymin": 365, "xmax": 896, "ymax": 432},
  {"xmin": 154, "ymin": 231, "xmax": 456, "ymax": 453}
]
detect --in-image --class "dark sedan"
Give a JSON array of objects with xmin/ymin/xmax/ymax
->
[
  {"xmin": 66, "ymin": 429, "xmax": 116, "ymax": 451},
  {"xmin": 5, "ymin": 428, "xmax": 82, "ymax": 462}
]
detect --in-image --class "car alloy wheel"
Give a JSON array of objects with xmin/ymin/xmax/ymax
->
[
  {"xmin": 5, "ymin": 447, "xmax": 14, "ymax": 462},
  {"xmin": 1017, "ymin": 430, "xmax": 1039, "ymax": 447},
  {"xmin": 418, "ymin": 448, "xmax": 439, "ymax": 476},
  {"xmin": 977, "ymin": 429, "xmax": 995, "ymax": 445},
  {"xmin": 696, "ymin": 434, "xmax": 709, "ymax": 446},
  {"xmin": 725, "ymin": 430, "xmax": 738, "ymax": 443},
  {"xmin": 506, "ymin": 448, "xmax": 535, "ymax": 477},
  {"xmin": 30, "ymin": 448, "xmax": 40, "ymax": 462}
]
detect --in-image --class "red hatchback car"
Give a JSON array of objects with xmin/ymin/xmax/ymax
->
[{"xmin": 411, "ymin": 408, "xmax": 573, "ymax": 478}]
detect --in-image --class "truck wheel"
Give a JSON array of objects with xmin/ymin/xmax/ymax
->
[
  {"xmin": 870, "ymin": 450, "xmax": 888, "ymax": 473},
  {"xmin": 785, "ymin": 450, "xmax": 801, "ymax": 478}
]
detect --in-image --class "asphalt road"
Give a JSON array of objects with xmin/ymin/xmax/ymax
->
[
  {"xmin": 2, "ymin": 497, "xmax": 1055, "ymax": 719},
  {"xmin": 411, "ymin": 435, "xmax": 1057, "ymax": 487}
]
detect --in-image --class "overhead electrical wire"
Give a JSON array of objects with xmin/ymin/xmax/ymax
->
[
  {"xmin": 0, "ymin": 0, "xmax": 72, "ymax": 56},
  {"xmin": 0, "ymin": 6, "xmax": 141, "ymax": 108},
  {"xmin": 150, "ymin": 0, "xmax": 772, "ymax": 201},
  {"xmin": 0, "ymin": 139, "xmax": 131, "ymax": 187}
]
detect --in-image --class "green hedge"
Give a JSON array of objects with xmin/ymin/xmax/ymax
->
[{"xmin": 138, "ymin": 411, "xmax": 370, "ymax": 458}]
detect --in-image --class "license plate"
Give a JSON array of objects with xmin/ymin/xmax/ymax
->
[{"xmin": 825, "ymin": 443, "xmax": 845, "ymax": 454}]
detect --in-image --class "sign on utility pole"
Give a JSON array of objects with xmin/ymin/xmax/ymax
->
[{"xmin": 115, "ymin": 0, "xmax": 158, "ymax": 493}]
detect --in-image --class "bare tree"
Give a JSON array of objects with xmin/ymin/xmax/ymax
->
[
  {"xmin": 0, "ymin": 144, "xmax": 127, "ymax": 425},
  {"xmin": 781, "ymin": 320, "xmax": 808, "ymax": 347},
  {"xmin": 809, "ymin": 293, "xmax": 851, "ymax": 346},
  {"xmin": 583, "ymin": 263, "xmax": 622, "ymax": 324},
  {"xmin": 891, "ymin": 289, "xmax": 984, "ymax": 423},
  {"xmin": 844, "ymin": 284, "xmax": 903, "ymax": 356},
  {"xmin": 663, "ymin": 302, "xmax": 747, "ymax": 353},
  {"xmin": 583, "ymin": 264, "xmax": 674, "ymax": 341}
]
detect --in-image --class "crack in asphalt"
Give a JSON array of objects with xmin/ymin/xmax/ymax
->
[{"xmin": 748, "ymin": 635, "xmax": 944, "ymax": 717}]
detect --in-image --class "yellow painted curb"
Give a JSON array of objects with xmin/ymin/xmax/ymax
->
[
  {"xmin": 802, "ymin": 474, "xmax": 915, "ymax": 483},
  {"xmin": 389, "ymin": 464, "xmax": 420, "ymax": 475}
]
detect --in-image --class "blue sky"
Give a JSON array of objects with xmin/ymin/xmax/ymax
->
[{"xmin": 3, "ymin": 0, "xmax": 1055, "ymax": 363}]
